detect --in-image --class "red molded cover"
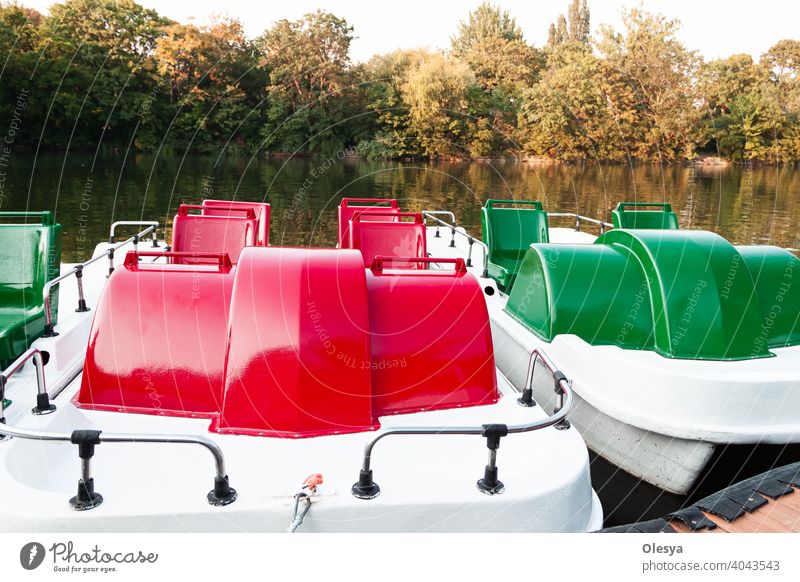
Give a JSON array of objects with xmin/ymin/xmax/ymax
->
[
  {"xmin": 349, "ymin": 212, "xmax": 427, "ymax": 268},
  {"xmin": 213, "ymin": 247, "xmax": 378, "ymax": 437},
  {"xmin": 77, "ymin": 249, "xmax": 498, "ymax": 437},
  {"xmin": 366, "ymin": 257, "xmax": 498, "ymax": 416},
  {"xmin": 171, "ymin": 204, "xmax": 256, "ymax": 264},
  {"xmin": 77, "ymin": 252, "xmax": 235, "ymax": 416},
  {"xmin": 202, "ymin": 200, "xmax": 270, "ymax": 246},
  {"xmin": 338, "ymin": 198, "xmax": 400, "ymax": 247}
]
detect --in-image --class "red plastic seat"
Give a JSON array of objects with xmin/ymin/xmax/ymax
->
[
  {"xmin": 338, "ymin": 198, "xmax": 400, "ymax": 247},
  {"xmin": 202, "ymin": 199, "xmax": 270, "ymax": 246},
  {"xmin": 366, "ymin": 257, "xmax": 498, "ymax": 416},
  {"xmin": 77, "ymin": 251, "xmax": 235, "ymax": 417},
  {"xmin": 171, "ymin": 204, "xmax": 256, "ymax": 264},
  {"xmin": 349, "ymin": 211, "xmax": 427, "ymax": 268}
]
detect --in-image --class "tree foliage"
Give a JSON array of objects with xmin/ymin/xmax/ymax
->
[{"xmin": 0, "ymin": 0, "xmax": 799, "ymax": 161}]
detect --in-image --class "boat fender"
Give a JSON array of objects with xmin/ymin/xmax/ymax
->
[
  {"xmin": 477, "ymin": 424, "xmax": 508, "ymax": 496},
  {"xmin": 697, "ymin": 495, "xmax": 747, "ymax": 522},
  {"xmin": 664, "ymin": 507, "xmax": 717, "ymax": 531}
]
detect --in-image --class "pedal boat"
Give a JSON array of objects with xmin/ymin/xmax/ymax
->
[
  {"xmin": 0, "ymin": 200, "xmax": 602, "ymax": 532},
  {"xmin": 422, "ymin": 200, "xmax": 800, "ymax": 523}
]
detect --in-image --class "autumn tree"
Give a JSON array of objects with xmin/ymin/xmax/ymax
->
[
  {"xmin": 597, "ymin": 8, "xmax": 705, "ymax": 161},
  {"xmin": 548, "ymin": 0, "xmax": 590, "ymax": 48},
  {"xmin": 151, "ymin": 17, "xmax": 265, "ymax": 151},
  {"xmin": 401, "ymin": 52, "xmax": 476, "ymax": 158}
]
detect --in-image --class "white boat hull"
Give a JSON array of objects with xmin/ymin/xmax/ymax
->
[{"xmin": 427, "ymin": 224, "xmax": 800, "ymax": 499}]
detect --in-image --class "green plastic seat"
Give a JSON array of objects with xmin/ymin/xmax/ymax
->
[
  {"xmin": 0, "ymin": 212, "xmax": 62, "ymax": 367},
  {"xmin": 481, "ymin": 199, "xmax": 549, "ymax": 291},
  {"xmin": 611, "ymin": 202, "xmax": 679, "ymax": 230}
]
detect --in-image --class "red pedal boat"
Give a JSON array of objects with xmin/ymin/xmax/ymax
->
[{"xmin": 0, "ymin": 200, "xmax": 601, "ymax": 532}]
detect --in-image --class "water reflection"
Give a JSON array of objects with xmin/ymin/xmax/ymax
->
[{"xmin": 1, "ymin": 152, "xmax": 797, "ymax": 261}]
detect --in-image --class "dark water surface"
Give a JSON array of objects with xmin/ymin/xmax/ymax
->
[{"xmin": 0, "ymin": 152, "xmax": 797, "ymax": 261}]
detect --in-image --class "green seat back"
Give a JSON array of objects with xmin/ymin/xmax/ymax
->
[
  {"xmin": 0, "ymin": 212, "xmax": 61, "ymax": 366},
  {"xmin": 481, "ymin": 199, "xmax": 549, "ymax": 291},
  {"xmin": 611, "ymin": 202, "xmax": 679, "ymax": 230}
]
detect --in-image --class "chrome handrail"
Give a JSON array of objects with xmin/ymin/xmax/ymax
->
[
  {"xmin": 422, "ymin": 212, "xmax": 489, "ymax": 278},
  {"xmin": 352, "ymin": 347, "xmax": 573, "ymax": 498},
  {"xmin": 547, "ymin": 212, "xmax": 613, "ymax": 234},
  {"xmin": 0, "ymin": 351, "xmax": 236, "ymax": 508},
  {"xmin": 0, "ymin": 424, "xmax": 226, "ymax": 477},
  {"xmin": 42, "ymin": 223, "xmax": 159, "ymax": 336},
  {"xmin": 109, "ymin": 221, "xmax": 159, "ymax": 245}
]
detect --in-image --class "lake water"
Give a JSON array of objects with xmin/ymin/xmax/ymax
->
[{"xmin": 0, "ymin": 152, "xmax": 798, "ymax": 261}]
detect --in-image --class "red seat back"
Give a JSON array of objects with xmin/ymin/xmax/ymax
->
[
  {"xmin": 338, "ymin": 198, "xmax": 400, "ymax": 246},
  {"xmin": 349, "ymin": 211, "xmax": 427, "ymax": 267},
  {"xmin": 77, "ymin": 251, "xmax": 235, "ymax": 417},
  {"xmin": 171, "ymin": 204, "xmax": 256, "ymax": 264},
  {"xmin": 202, "ymin": 200, "xmax": 270, "ymax": 246},
  {"xmin": 365, "ymin": 257, "xmax": 498, "ymax": 416}
]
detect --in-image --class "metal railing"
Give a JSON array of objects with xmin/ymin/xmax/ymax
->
[
  {"xmin": 421, "ymin": 212, "xmax": 489, "ymax": 278},
  {"xmin": 351, "ymin": 347, "xmax": 573, "ymax": 499},
  {"xmin": 42, "ymin": 222, "xmax": 159, "ymax": 337},
  {"xmin": 0, "ymin": 348, "xmax": 236, "ymax": 509},
  {"xmin": 547, "ymin": 212, "xmax": 613, "ymax": 235}
]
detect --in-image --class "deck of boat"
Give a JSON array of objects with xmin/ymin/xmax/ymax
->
[{"xmin": 599, "ymin": 462, "xmax": 800, "ymax": 533}]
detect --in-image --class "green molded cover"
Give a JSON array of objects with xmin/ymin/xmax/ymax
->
[
  {"xmin": 481, "ymin": 199, "xmax": 549, "ymax": 292},
  {"xmin": 0, "ymin": 211, "xmax": 62, "ymax": 366},
  {"xmin": 735, "ymin": 246, "xmax": 800, "ymax": 349},
  {"xmin": 612, "ymin": 202, "xmax": 679, "ymax": 230},
  {"xmin": 506, "ymin": 229, "xmax": 799, "ymax": 360}
]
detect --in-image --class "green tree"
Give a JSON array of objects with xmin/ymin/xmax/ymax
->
[
  {"xmin": 450, "ymin": 2, "xmax": 542, "ymax": 156},
  {"xmin": 257, "ymin": 10, "xmax": 358, "ymax": 154},
  {"xmin": 32, "ymin": 0, "xmax": 169, "ymax": 147}
]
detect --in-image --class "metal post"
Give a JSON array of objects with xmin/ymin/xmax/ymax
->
[
  {"xmin": 517, "ymin": 353, "xmax": 537, "ymax": 407},
  {"xmin": 75, "ymin": 266, "xmax": 89, "ymax": 312},
  {"xmin": 450, "ymin": 226, "xmax": 456, "ymax": 248},
  {"xmin": 467, "ymin": 238, "xmax": 474, "ymax": 267},
  {"xmin": 43, "ymin": 297, "xmax": 57, "ymax": 337},
  {"xmin": 553, "ymin": 373, "xmax": 571, "ymax": 430},
  {"xmin": 151, "ymin": 228, "xmax": 159, "ymax": 248},
  {"xmin": 133, "ymin": 234, "xmax": 139, "ymax": 253},
  {"xmin": 31, "ymin": 351, "xmax": 56, "ymax": 415},
  {"xmin": 0, "ymin": 375, "xmax": 7, "ymax": 441},
  {"xmin": 477, "ymin": 424, "xmax": 507, "ymax": 495},
  {"xmin": 69, "ymin": 430, "xmax": 103, "ymax": 510},
  {"xmin": 107, "ymin": 248, "xmax": 114, "ymax": 277},
  {"xmin": 575, "ymin": 215, "xmax": 581, "ymax": 232}
]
